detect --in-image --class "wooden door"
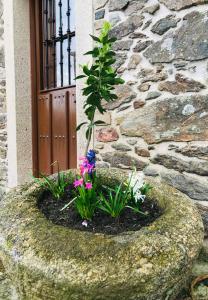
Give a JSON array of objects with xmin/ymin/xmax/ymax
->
[{"xmin": 30, "ymin": 0, "xmax": 77, "ymax": 176}]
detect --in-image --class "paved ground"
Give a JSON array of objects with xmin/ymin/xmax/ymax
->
[{"xmin": 0, "ymin": 202, "xmax": 208, "ymax": 300}]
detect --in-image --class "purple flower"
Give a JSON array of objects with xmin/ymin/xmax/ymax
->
[
  {"xmin": 85, "ymin": 182, "xmax": 93, "ymax": 190},
  {"xmin": 74, "ymin": 178, "xmax": 84, "ymax": 188},
  {"xmin": 87, "ymin": 150, "xmax": 96, "ymax": 167}
]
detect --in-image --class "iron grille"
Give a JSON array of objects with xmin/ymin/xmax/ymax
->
[{"xmin": 42, "ymin": 0, "xmax": 76, "ymax": 90}]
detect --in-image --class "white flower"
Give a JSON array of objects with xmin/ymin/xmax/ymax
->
[
  {"xmin": 82, "ymin": 220, "xmax": 88, "ymax": 227},
  {"xmin": 128, "ymin": 171, "xmax": 145, "ymax": 203}
]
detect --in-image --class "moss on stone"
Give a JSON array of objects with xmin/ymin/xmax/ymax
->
[{"xmin": 0, "ymin": 168, "xmax": 204, "ymax": 300}]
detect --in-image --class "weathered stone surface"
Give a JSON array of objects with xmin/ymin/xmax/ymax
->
[
  {"xmin": 0, "ymin": 266, "xmax": 16, "ymax": 300},
  {"xmin": 138, "ymin": 68, "xmax": 154, "ymax": 78},
  {"xmin": 94, "ymin": 0, "xmax": 109, "ymax": 10},
  {"xmin": 161, "ymin": 169, "xmax": 208, "ymax": 201},
  {"xmin": 109, "ymin": 0, "xmax": 129, "ymax": 11},
  {"xmin": 0, "ymin": 114, "xmax": 6, "ymax": 130},
  {"xmin": 95, "ymin": 9, "xmax": 105, "ymax": 20},
  {"xmin": 127, "ymin": 80, "xmax": 137, "ymax": 86},
  {"xmin": 134, "ymin": 100, "xmax": 146, "ymax": 109},
  {"xmin": 144, "ymin": 11, "xmax": 208, "ymax": 63},
  {"xmin": 176, "ymin": 145, "xmax": 208, "ymax": 159},
  {"xmin": 120, "ymin": 95, "xmax": 208, "ymax": 144},
  {"xmin": 152, "ymin": 153, "xmax": 208, "ymax": 176},
  {"xmin": 174, "ymin": 61, "xmax": 188, "ymax": 70},
  {"xmin": 159, "ymin": 0, "xmax": 208, "ymax": 11},
  {"xmin": 127, "ymin": 53, "xmax": 142, "ymax": 69},
  {"xmin": 141, "ymin": 70, "xmax": 168, "ymax": 83},
  {"xmin": 104, "ymin": 84, "xmax": 136, "ymax": 110},
  {"xmin": 95, "ymin": 19, "xmax": 105, "ymax": 31},
  {"xmin": 143, "ymin": 4, "xmax": 160, "ymax": 14},
  {"xmin": 159, "ymin": 74, "xmax": 205, "ymax": 95},
  {"xmin": 96, "ymin": 161, "xmax": 110, "ymax": 168},
  {"xmin": 135, "ymin": 147, "xmax": 150, "ymax": 157},
  {"xmin": 138, "ymin": 83, "xmax": 150, "ymax": 92},
  {"xmin": 111, "ymin": 143, "xmax": 131, "ymax": 151},
  {"xmin": 113, "ymin": 52, "xmax": 127, "ymax": 69},
  {"xmin": 0, "ymin": 170, "xmax": 203, "ymax": 299},
  {"xmin": 0, "ymin": 146, "xmax": 6, "ymax": 159},
  {"xmin": 117, "ymin": 105, "xmax": 131, "ymax": 112},
  {"xmin": 96, "ymin": 128, "xmax": 119, "ymax": 142},
  {"xmin": 142, "ymin": 20, "xmax": 152, "ymax": 30},
  {"xmin": 113, "ymin": 40, "xmax": 133, "ymax": 51},
  {"xmin": 146, "ymin": 91, "xmax": 161, "ymax": 100},
  {"xmin": 95, "ymin": 111, "xmax": 111, "ymax": 125},
  {"xmin": 95, "ymin": 143, "xmax": 104, "ymax": 150},
  {"xmin": 144, "ymin": 166, "xmax": 159, "ymax": 177},
  {"xmin": 127, "ymin": 139, "xmax": 137, "ymax": 146},
  {"xmin": 124, "ymin": 1, "xmax": 147, "ymax": 15},
  {"xmin": 133, "ymin": 40, "xmax": 152, "ymax": 52},
  {"xmin": 110, "ymin": 15, "xmax": 144, "ymax": 39},
  {"xmin": 129, "ymin": 32, "xmax": 147, "ymax": 39},
  {"xmin": 109, "ymin": 13, "xmax": 121, "ymax": 26},
  {"xmin": 102, "ymin": 152, "xmax": 147, "ymax": 170},
  {"xmin": 151, "ymin": 15, "xmax": 180, "ymax": 35}
]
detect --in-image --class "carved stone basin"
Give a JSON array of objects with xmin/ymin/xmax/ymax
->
[{"xmin": 0, "ymin": 169, "xmax": 203, "ymax": 300}]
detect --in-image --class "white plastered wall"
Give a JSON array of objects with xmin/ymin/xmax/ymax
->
[{"xmin": 4, "ymin": 0, "xmax": 32, "ymax": 188}]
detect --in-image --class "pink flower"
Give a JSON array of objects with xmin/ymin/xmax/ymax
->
[
  {"xmin": 74, "ymin": 178, "xmax": 84, "ymax": 188},
  {"xmin": 85, "ymin": 182, "xmax": 93, "ymax": 190}
]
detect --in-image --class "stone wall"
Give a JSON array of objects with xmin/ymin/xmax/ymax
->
[
  {"xmin": 93, "ymin": 0, "xmax": 208, "ymax": 202},
  {"xmin": 0, "ymin": 0, "xmax": 7, "ymax": 197}
]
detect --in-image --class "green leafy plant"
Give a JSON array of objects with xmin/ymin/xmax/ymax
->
[
  {"xmin": 98, "ymin": 183, "xmax": 129, "ymax": 218},
  {"xmin": 140, "ymin": 183, "xmax": 152, "ymax": 196},
  {"xmin": 33, "ymin": 162, "xmax": 72, "ymax": 200},
  {"xmin": 75, "ymin": 21, "xmax": 125, "ymax": 155},
  {"xmin": 75, "ymin": 184, "xmax": 98, "ymax": 220},
  {"xmin": 125, "ymin": 172, "xmax": 152, "ymax": 214}
]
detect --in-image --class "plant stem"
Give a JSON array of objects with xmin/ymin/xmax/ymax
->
[
  {"xmin": 85, "ymin": 131, "xmax": 92, "ymax": 156},
  {"xmin": 84, "ymin": 109, "xmax": 96, "ymax": 156}
]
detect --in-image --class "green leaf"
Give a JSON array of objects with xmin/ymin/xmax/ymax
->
[
  {"xmin": 108, "ymin": 37, "xmax": 117, "ymax": 43},
  {"xmin": 84, "ymin": 47, "xmax": 100, "ymax": 57},
  {"xmin": 106, "ymin": 51, "xmax": 116, "ymax": 58},
  {"xmin": 104, "ymin": 59, "xmax": 116, "ymax": 67},
  {"xmin": 114, "ymin": 78, "xmax": 125, "ymax": 84},
  {"xmin": 109, "ymin": 93, "xmax": 118, "ymax": 100},
  {"xmin": 94, "ymin": 120, "xmax": 106, "ymax": 126},
  {"xmin": 90, "ymin": 35, "xmax": 101, "ymax": 43},
  {"xmin": 76, "ymin": 122, "xmax": 87, "ymax": 131},
  {"xmin": 75, "ymin": 75, "xmax": 86, "ymax": 80},
  {"xmin": 83, "ymin": 65, "xmax": 91, "ymax": 76},
  {"xmin": 83, "ymin": 86, "xmax": 96, "ymax": 96}
]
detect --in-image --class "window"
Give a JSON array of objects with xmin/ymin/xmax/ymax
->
[{"xmin": 42, "ymin": 0, "xmax": 76, "ymax": 90}]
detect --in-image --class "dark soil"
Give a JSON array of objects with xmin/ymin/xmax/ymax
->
[{"xmin": 38, "ymin": 191, "xmax": 162, "ymax": 235}]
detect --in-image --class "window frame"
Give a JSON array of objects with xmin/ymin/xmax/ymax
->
[{"xmin": 41, "ymin": 0, "xmax": 76, "ymax": 91}]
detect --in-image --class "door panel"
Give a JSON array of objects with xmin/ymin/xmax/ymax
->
[
  {"xmin": 52, "ymin": 90, "xmax": 69, "ymax": 173},
  {"xmin": 38, "ymin": 87, "xmax": 77, "ymax": 175},
  {"xmin": 38, "ymin": 94, "xmax": 52, "ymax": 175}
]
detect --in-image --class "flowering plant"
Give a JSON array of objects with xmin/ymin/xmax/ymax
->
[
  {"xmin": 98, "ymin": 170, "xmax": 152, "ymax": 218},
  {"xmin": 72, "ymin": 150, "xmax": 98, "ymax": 220},
  {"xmin": 59, "ymin": 22, "xmax": 153, "ymax": 223},
  {"xmin": 126, "ymin": 170, "xmax": 152, "ymax": 214}
]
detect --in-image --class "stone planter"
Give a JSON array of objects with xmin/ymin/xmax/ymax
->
[{"xmin": 0, "ymin": 169, "xmax": 204, "ymax": 300}]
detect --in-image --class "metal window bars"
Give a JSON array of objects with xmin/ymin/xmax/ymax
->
[{"xmin": 42, "ymin": 0, "xmax": 75, "ymax": 90}]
